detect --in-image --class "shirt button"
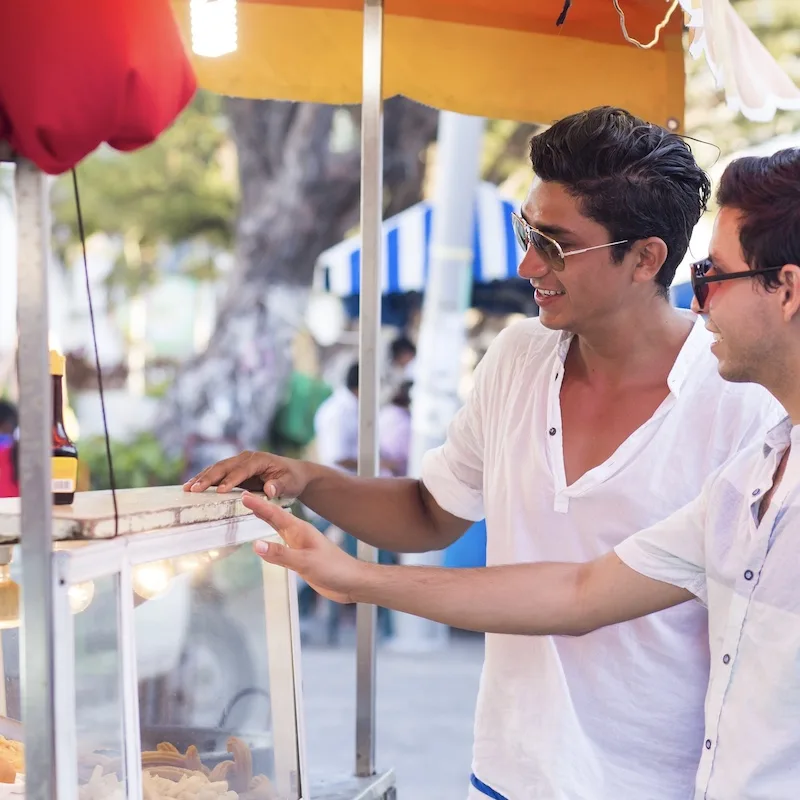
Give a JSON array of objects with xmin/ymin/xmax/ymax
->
[
  {"xmin": 548, "ymin": 427, "xmax": 557, "ymax": 436},
  {"xmin": 722, "ymin": 654, "xmax": 730, "ymax": 665},
  {"xmin": 705, "ymin": 739, "xmax": 712, "ymax": 750},
  {"xmin": 744, "ymin": 570, "xmax": 754, "ymax": 581},
  {"xmin": 752, "ymin": 488, "xmax": 761, "ymax": 497}
]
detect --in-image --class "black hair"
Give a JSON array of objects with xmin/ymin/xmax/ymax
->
[
  {"xmin": 0, "ymin": 400, "xmax": 17, "ymax": 432},
  {"xmin": 390, "ymin": 335, "xmax": 416, "ymax": 361},
  {"xmin": 345, "ymin": 362, "xmax": 359, "ymax": 391},
  {"xmin": 717, "ymin": 148, "xmax": 800, "ymax": 291},
  {"xmin": 529, "ymin": 106, "xmax": 711, "ymax": 296}
]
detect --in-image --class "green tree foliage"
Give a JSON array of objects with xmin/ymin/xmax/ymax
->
[{"xmin": 51, "ymin": 91, "xmax": 237, "ymax": 296}]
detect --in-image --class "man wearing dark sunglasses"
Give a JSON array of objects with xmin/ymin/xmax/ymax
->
[
  {"xmin": 246, "ymin": 147, "xmax": 800, "ymax": 800},
  {"xmin": 186, "ymin": 108, "xmax": 782, "ymax": 800}
]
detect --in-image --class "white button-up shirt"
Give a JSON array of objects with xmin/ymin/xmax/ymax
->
[
  {"xmin": 421, "ymin": 315, "xmax": 784, "ymax": 800},
  {"xmin": 314, "ymin": 386, "xmax": 359, "ymax": 471},
  {"xmin": 617, "ymin": 417, "xmax": 800, "ymax": 800}
]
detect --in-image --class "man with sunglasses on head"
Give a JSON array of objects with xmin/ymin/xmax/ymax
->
[
  {"xmin": 185, "ymin": 107, "xmax": 782, "ymax": 799},
  {"xmin": 246, "ymin": 147, "xmax": 800, "ymax": 800}
]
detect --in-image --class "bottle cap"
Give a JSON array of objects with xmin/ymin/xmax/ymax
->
[{"xmin": 49, "ymin": 350, "xmax": 65, "ymax": 377}]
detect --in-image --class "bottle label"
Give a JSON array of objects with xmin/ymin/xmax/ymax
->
[{"xmin": 52, "ymin": 456, "xmax": 77, "ymax": 494}]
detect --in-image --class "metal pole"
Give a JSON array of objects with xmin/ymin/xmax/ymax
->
[
  {"xmin": 393, "ymin": 112, "xmax": 485, "ymax": 652},
  {"xmin": 15, "ymin": 158, "xmax": 58, "ymax": 800},
  {"xmin": 355, "ymin": 0, "xmax": 384, "ymax": 779}
]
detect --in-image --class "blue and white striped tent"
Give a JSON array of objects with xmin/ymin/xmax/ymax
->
[{"xmin": 316, "ymin": 182, "xmax": 525, "ymax": 296}]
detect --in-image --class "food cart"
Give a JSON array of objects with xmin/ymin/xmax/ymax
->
[{"xmin": 3, "ymin": 1, "xmax": 794, "ymax": 799}]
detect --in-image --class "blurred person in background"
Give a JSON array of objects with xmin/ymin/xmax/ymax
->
[
  {"xmin": 0, "ymin": 400, "xmax": 18, "ymax": 498},
  {"xmin": 389, "ymin": 334, "xmax": 416, "ymax": 384},
  {"xmin": 379, "ymin": 380, "xmax": 413, "ymax": 478}
]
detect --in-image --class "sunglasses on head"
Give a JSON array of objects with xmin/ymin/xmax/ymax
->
[
  {"xmin": 690, "ymin": 258, "xmax": 785, "ymax": 309},
  {"xmin": 511, "ymin": 212, "xmax": 628, "ymax": 272}
]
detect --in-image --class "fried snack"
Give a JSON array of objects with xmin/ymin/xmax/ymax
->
[
  {"xmin": 184, "ymin": 745, "xmax": 210, "ymax": 777},
  {"xmin": 142, "ymin": 751, "xmax": 188, "ymax": 769},
  {"xmin": 79, "ymin": 765, "xmax": 125, "ymax": 800},
  {"xmin": 208, "ymin": 761, "xmax": 235, "ymax": 783},
  {"xmin": 225, "ymin": 737, "xmax": 253, "ymax": 793},
  {"xmin": 240, "ymin": 774, "xmax": 280, "ymax": 800},
  {"xmin": 157, "ymin": 742, "xmax": 180, "ymax": 754},
  {"xmin": 142, "ymin": 768, "xmax": 237, "ymax": 800},
  {"xmin": 144, "ymin": 766, "xmax": 197, "ymax": 782},
  {"xmin": 0, "ymin": 736, "xmax": 23, "ymax": 773},
  {"xmin": 79, "ymin": 752, "xmax": 121, "ymax": 779},
  {"xmin": 0, "ymin": 755, "xmax": 15, "ymax": 785}
]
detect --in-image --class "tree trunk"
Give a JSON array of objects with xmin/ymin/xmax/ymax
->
[{"xmin": 156, "ymin": 99, "xmax": 438, "ymax": 472}]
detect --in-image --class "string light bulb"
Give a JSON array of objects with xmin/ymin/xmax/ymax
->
[
  {"xmin": 0, "ymin": 563, "xmax": 19, "ymax": 631},
  {"xmin": 132, "ymin": 561, "xmax": 175, "ymax": 601},
  {"xmin": 190, "ymin": 0, "xmax": 238, "ymax": 58},
  {"xmin": 68, "ymin": 581, "xmax": 95, "ymax": 615}
]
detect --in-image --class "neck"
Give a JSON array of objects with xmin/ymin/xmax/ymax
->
[
  {"xmin": 569, "ymin": 300, "xmax": 693, "ymax": 385},
  {"xmin": 761, "ymin": 355, "xmax": 800, "ymax": 426}
]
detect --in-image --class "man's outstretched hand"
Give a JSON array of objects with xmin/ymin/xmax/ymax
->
[{"xmin": 244, "ymin": 492, "xmax": 366, "ymax": 605}]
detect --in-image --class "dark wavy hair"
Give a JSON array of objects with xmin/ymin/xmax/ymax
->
[
  {"xmin": 717, "ymin": 148, "xmax": 800, "ymax": 292},
  {"xmin": 529, "ymin": 106, "xmax": 711, "ymax": 296}
]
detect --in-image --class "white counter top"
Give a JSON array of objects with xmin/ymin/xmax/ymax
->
[{"xmin": 0, "ymin": 486, "xmax": 290, "ymax": 542}]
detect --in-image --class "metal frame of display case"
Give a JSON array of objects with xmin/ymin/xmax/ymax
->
[{"xmin": 0, "ymin": 490, "xmax": 310, "ymax": 800}]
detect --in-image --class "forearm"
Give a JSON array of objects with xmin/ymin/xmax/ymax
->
[
  {"xmin": 298, "ymin": 462, "xmax": 467, "ymax": 553},
  {"xmin": 350, "ymin": 555, "xmax": 693, "ymax": 635}
]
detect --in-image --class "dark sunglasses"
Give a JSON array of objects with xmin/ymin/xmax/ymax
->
[
  {"xmin": 690, "ymin": 258, "xmax": 785, "ymax": 309},
  {"xmin": 511, "ymin": 212, "xmax": 628, "ymax": 272}
]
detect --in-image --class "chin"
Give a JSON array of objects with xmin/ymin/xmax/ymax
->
[
  {"xmin": 537, "ymin": 310, "xmax": 570, "ymax": 332},
  {"xmin": 716, "ymin": 361, "xmax": 754, "ymax": 384}
]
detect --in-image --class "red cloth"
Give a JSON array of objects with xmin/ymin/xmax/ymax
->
[{"xmin": 0, "ymin": 0, "xmax": 197, "ymax": 174}]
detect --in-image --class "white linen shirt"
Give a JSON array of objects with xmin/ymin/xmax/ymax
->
[
  {"xmin": 313, "ymin": 386, "xmax": 359, "ymax": 471},
  {"xmin": 616, "ymin": 417, "xmax": 800, "ymax": 800},
  {"xmin": 421, "ymin": 315, "xmax": 784, "ymax": 800}
]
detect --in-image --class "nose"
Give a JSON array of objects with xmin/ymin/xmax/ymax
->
[
  {"xmin": 690, "ymin": 293, "xmax": 702, "ymax": 315},
  {"xmin": 517, "ymin": 246, "xmax": 551, "ymax": 281}
]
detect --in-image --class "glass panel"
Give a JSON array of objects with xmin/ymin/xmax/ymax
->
[
  {"xmin": 135, "ymin": 544, "xmax": 283, "ymax": 799},
  {"xmin": 74, "ymin": 574, "xmax": 128, "ymax": 799}
]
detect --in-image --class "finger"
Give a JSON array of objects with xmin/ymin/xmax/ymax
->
[
  {"xmin": 187, "ymin": 461, "xmax": 232, "ymax": 493},
  {"xmin": 217, "ymin": 463, "xmax": 260, "ymax": 493},
  {"xmin": 242, "ymin": 493, "xmax": 317, "ymax": 549},
  {"xmin": 253, "ymin": 540, "xmax": 304, "ymax": 572},
  {"xmin": 183, "ymin": 468, "xmax": 209, "ymax": 491}
]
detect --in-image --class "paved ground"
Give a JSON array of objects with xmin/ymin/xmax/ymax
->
[{"xmin": 301, "ymin": 630, "xmax": 485, "ymax": 800}]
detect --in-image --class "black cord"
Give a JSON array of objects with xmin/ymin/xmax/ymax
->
[
  {"xmin": 556, "ymin": 0, "xmax": 572, "ymax": 26},
  {"xmin": 71, "ymin": 168, "xmax": 119, "ymax": 536},
  {"xmin": 217, "ymin": 687, "xmax": 271, "ymax": 730}
]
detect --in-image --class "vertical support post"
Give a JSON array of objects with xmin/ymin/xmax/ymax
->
[
  {"xmin": 394, "ymin": 112, "xmax": 486, "ymax": 652},
  {"xmin": 355, "ymin": 0, "xmax": 384, "ymax": 779},
  {"xmin": 119, "ymin": 561, "xmax": 143, "ymax": 800},
  {"xmin": 16, "ymin": 158, "xmax": 58, "ymax": 800}
]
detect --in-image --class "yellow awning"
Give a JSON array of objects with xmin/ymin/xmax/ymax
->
[{"xmin": 172, "ymin": 0, "xmax": 685, "ymax": 128}]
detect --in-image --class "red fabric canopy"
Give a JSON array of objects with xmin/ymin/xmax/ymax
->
[{"xmin": 0, "ymin": 0, "xmax": 196, "ymax": 174}]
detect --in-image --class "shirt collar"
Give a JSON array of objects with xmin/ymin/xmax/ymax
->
[
  {"xmin": 553, "ymin": 310, "xmax": 704, "ymax": 398},
  {"xmin": 763, "ymin": 415, "xmax": 795, "ymax": 456},
  {"xmin": 666, "ymin": 313, "xmax": 709, "ymax": 398}
]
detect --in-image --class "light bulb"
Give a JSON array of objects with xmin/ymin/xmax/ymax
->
[
  {"xmin": 190, "ymin": 0, "xmax": 237, "ymax": 58},
  {"xmin": 174, "ymin": 553, "xmax": 211, "ymax": 574},
  {"xmin": 0, "ymin": 565, "xmax": 19, "ymax": 631},
  {"xmin": 68, "ymin": 581, "xmax": 95, "ymax": 615},
  {"xmin": 132, "ymin": 561, "xmax": 175, "ymax": 601}
]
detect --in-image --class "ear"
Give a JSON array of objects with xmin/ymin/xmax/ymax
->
[
  {"xmin": 631, "ymin": 237, "xmax": 668, "ymax": 285},
  {"xmin": 779, "ymin": 264, "xmax": 800, "ymax": 323}
]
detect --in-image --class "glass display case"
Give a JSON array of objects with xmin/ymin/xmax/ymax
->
[{"xmin": 0, "ymin": 488, "xmax": 307, "ymax": 800}]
